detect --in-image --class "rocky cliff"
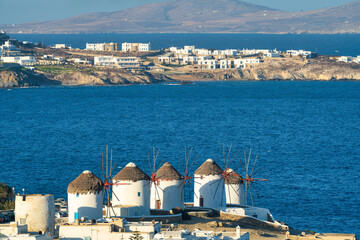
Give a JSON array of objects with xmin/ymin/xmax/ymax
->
[
  {"xmin": 1, "ymin": 60, "xmax": 360, "ymax": 89},
  {"xmin": 0, "ymin": 67, "xmax": 170, "ymax": 88},
  {"xmin": 0, "ymin": 68, "xmax": 60, "ymax": 88},
  {"xmin": 169, "ymin": 59, "xmax": 360, "ymax": 81}
]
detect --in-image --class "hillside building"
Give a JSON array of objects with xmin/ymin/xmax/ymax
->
[{"xmin": 122, "ymin": 42, "xmax": 151, "ymax": 52}]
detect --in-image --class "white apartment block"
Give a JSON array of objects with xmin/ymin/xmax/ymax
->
[
  {"xmin": 53, "ymin": 44, "xmax": 71, "ymax": 49},
  {"xmin": 0, "ymin": 40, "xmax": 17, "ymax": 51},
  {"xmin": 286, "ymin": 49, "xmax": 316, "ymax": 58},
  {"xmin": 86, "ymin": 43, "xmax": 105, "ymax": 51},
  {"xmin": 219, "ymin": 59, "xmax": 232, "ymax": 69},
  {"xmin": 139, "ymin": 43, "xmax": 151, "ymax": 51},
  {"xmin": 0, "ymin": 56, "xmax": 36, "ymax": 65},
  {"xmin": 338, "ymin": 56, "xmax": 354, "ymax": 63},
  {"xmin": 94, "ymin": 56, "xmax": 140, "ymax": 68},
  {"xmin": 234, "ymin": 58, "xmax": 260, "ymax": 69},
  {"xmin": 198, "ymin": 59, "xmax": 217, "ymax": 69},
  {"xmin": 184, "ymin": 45, "xmax": 195, "ymax": 52},
  {"xmin": 183, "ymin": 55, "xmax": 197, "ymax": 64},
  {"xmin": 169, "ymin": 47, "xmax": 180, "ymax": 52},
  {"xmin": 195, "ymin": 48, "xmax": 213, "ymax": 55},
  {"xmin": 122, "ymin": 42, "xmax": 151, "ymax": 52},
  {"xmin": 241, "ymin": 49, "xmax": 272, "ymax": 55},
  {"xmin": 213, "ymin": 49, "xmax": 238, "ymax": 56},
  {"xmin": 354, "ymin": 56, "xmax": 360, "ymax": 64}
]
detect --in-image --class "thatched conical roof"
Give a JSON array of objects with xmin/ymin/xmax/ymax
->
[
  {"xmin": 225, "ymin": 168, "xmax": 243, "ymax": 185},
  {"xmin": 67, "ymin": 170, "xmax": 103, "ymax": 194},
  {"xmin": 156, "ymin": 162, "xmax": 182, "ymax": 180},
  {"xmin": 113, "ymin": 162, "xmax": 150, "ymax": 182},
  {"xmin": 195, "ymin": 159, "xmax": 223, "ymax": 176}
]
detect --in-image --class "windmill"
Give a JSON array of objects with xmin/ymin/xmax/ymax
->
[
  {"xmin": 101, "ymin": 145, "xmax": 129, "ymax": 218},
  {"xmin": 238, "ymin": 148, "xmax": 268, "ymax": 206},
  {"xmin": 206, "ymin": 143, "xmax": 241, "ymax": 207},
  {"xmin": 177, "ymin": 147, "xmax": 201, "ymax": 207},
  {"xmin": 208, "ymin": 144, "xmax": 268, "ymax": 207},
  {"xmin": 148, "ymin": 147, "xmax": 166, "ymax": 209}
]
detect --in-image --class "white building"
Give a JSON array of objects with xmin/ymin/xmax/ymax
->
[
  {"xmin": 94, "ymin": 56, "xmax": 140, "ymax": 68},
  {"xmin": 195, "ymin": 49, "xmax": 212, "ymax": 56},
  {"xmin": 224, "ymin": 169, "xmax": 244, "ymax": 205},
  {"xmin": 122, "ymin": 42, "xmax": 151, "ymax": 52},
  {"xmin": 169, "ymin": 47, "xmax": 181, "ymax": 52},
  {"xmin": 198, "ymin": 59, "xmax": 217, "ymax": 69},
  {"xmin": 219, "ymin": 59, "xmax": 232, "ymax": 69},
  {"xmin": 338, "ymin": 56, "xmax": 353, "ymax": 63},
  {"xmin": 241, "ymin": 49, "xmax": 272, "ymax": 55},
  {"xmin": 194, "ymin": 159, "xmax": 226, "ymax": 209},
  {"xmin": 0, "ymin": 40, "xmax": 17, "ymax": 51},
  {"xmin": 1, "ymin": 56, "xmax": 36, "ymax": 65},
  {"xmin": 183, "ymin": 55, "xmax": 197, "ymax": 64},
  {"xmin": 112, "ymin": 162, "xmax": 151, "ymax": 216},
  {"xmin": 213, "ymin": 49, "xmax": 238, "ymax": 56},
  {"xmin": 15, "ymin": 194, "xmax": 55, "ymax": 236},
  {"xmin": 52, "ymin": 44, "xmax": 71, "ymax": 49},
  {"xmin": 67, "ymin": 170, "xmax": 103, "ymax": 223},
  {"xmin": 233, "ymin": 58, "xmax": 260, "ymax": 69},
  {"xmin": 150, "ymin": 162, "xmax": 183, "ymax": 210},
  {"xmin": 0, "ymin": 222, "xmax": 52, "ymax": 240},
  {"xmin": 154, "ymin": 227, "xmax": 249, "ymax": 240},
  {"xmin": 354, "ymin": 56, "xmax": 360, "ymax": 64},
  {"xmin": 59, "ymin": 219, "xmax": 161, "ymax": 240},
  {"xmin": 184, "ymin": 46, "xmax": 195, "ymax": 52},
  {"xmin": 86, "ymin": 43, "xmax": 105, "ymax": 51},
  {"xmin": 286, "ymin": 50, "xmax": 316, "ymax": 58},
  {"xmin": 221, "ymin": 206, "xmax": 277, "ymax": 223}
]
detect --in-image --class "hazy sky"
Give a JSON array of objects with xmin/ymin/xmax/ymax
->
[{"xmin": 0, "ymin": 0, "xmax": 357, "ymax": 25}]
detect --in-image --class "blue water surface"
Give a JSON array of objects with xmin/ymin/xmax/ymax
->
[
  {"xmin": 11, "ymin": 33, "xmax": 360, "ymax": 56},
  {"xmin": 0, "ymin": 81, "xmax": 359, "ymax": 235}
]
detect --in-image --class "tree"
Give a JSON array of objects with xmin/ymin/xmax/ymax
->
[
  {"xmin": 129, "ymin": 231, "xmax": 144, "ymax": 240},
  {"xmin": 0, "ymin": 183, "xmax": 15, "ymax": 210}
]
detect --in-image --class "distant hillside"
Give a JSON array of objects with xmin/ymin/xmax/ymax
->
[{"xmin": 1, "ymin": 0, "xmax": 360, "ymax": 34}]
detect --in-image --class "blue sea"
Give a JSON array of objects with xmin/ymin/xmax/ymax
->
[
  {"xmin": 11, "ymin": 33, "xmax": 360, "ymax": 56},
  {"xmin": 0, "ymin": 81, "xmax": 359, "ymax": 235}
]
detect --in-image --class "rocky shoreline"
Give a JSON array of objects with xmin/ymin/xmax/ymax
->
[{"xmin": 1, "ymin": 59, "xmax": 360, "ymax": 88}]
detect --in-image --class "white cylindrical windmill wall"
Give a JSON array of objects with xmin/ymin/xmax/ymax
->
[
  {"xmin": 112, "ymin": 162, "xmax": 150, "ymax": 216},
  {"xmin": 67, "ymin": 170, "xmax": 103, "ymax": 223},
  {"xmin": 15, "ymin": 194, "xmax": 55, "ymax": 235},
  {"xmin": 150, "ymin": 162, "xmax": 183, "ymax": 210},
  {"xmin": 225, "ymin": 168, "xmax": 244, "ymax": 205},
  {"xmin": 194, "ymin": 159, "xmax": 226, "ymax": 209}
]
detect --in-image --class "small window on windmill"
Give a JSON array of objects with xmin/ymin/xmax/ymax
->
[
  {"xmin": 138, "ymin": 192, "xmax": 141, "ymax": 197},
  {"xmin": 22, "ymin": 196, "xmax": 26, "ymax": 201},
  {"xmin": 20, "ymin": 218, "xmax": 26, "ymax": 225}
]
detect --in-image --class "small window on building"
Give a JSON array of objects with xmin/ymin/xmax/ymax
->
[
  {"xmin": 138, "ymin": 192, "xmax": 141, "ymax": 197},
  {"xmin": 76, "ymin": 194, "xmax": 79, "ymax": 197}
]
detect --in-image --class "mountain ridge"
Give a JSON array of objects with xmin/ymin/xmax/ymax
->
[{"xmin": 1, "ymin": 0, "xmax": 360, "ymax": 34}]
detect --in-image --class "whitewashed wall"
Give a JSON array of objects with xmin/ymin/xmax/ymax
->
[
  {"xmin": 15, "ymin": 194, "xmax": 55, "ymax": 235},
  {"xmin": 68, "ymin": 192, "xmax": 103, "ymax": 223},
  {"xmin": 112, "ymin": 179, "xmax": 150, "ymax": 216},
  {"xmin": 225, "ymin": 183, "xmax": 245, "ymax": 205},
  {"xmin": 150, "ymin": 180, "xmax": 184, "ymax": 210},
  {"xmin": 194, "ymin": 175, "xmax": 226, "ymax": 209}
]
